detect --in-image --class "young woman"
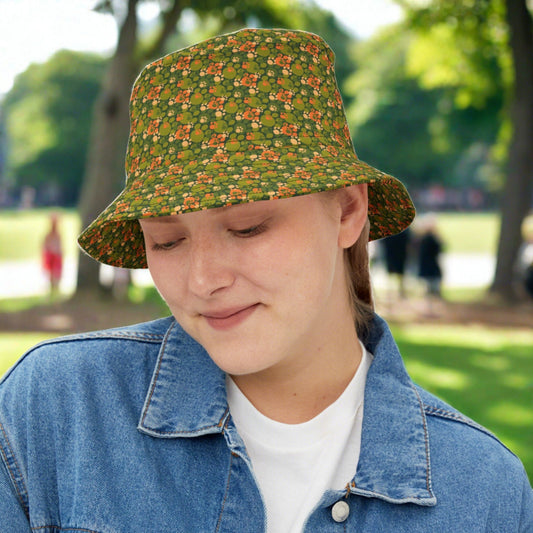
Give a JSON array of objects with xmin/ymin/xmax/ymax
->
[{"xmin": 1, "ymin": 28, "xmax": 531, "ymax": 532}]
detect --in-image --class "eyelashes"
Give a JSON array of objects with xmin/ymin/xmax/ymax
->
[
  {"xmin": 148, "ymin": 221, "xmax": 269, "ymax": 252},
  {"xmin": 231, "ymin": 221, "xmax": 268, "ymax": 238}
]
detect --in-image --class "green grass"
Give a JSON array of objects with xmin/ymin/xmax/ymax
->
[
  {"xmin": 392, "ymin": 323, "xmax": 533, "ymax": 483},
  {"xmin": 433, "ymin": 212, "xmax": 499, "ymax": 255},
  {"xmin": 0, "ymin": 208, "xmax": 80, "ymax": 261},
  {"xmin": 0, "ymin": 332, "xmax": 60, "ymax": 377}
]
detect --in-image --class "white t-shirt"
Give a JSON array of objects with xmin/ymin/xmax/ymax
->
[{"xmin": 226, "ymin": 343, "xmax": 372, "ymax": 533}]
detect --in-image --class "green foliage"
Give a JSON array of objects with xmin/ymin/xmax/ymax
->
[
  {"xmin": 345, "ymin": 15, "xmax": 504, "ymax": 190},
  {"xmin": 394, "ymin": 0, "xmax": 512, "ymax": 189},
  {"xmin": 403, "ymin": 0, "xmax": 511, "ymax": 108},
  {"xmin": 3, "ymin": 51, "xmax": 107, "ymax": 205}
]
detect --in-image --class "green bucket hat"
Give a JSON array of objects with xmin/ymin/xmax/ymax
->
[{"xmin": 78, "ymin": 28, "xmax": 415, "ymax": 268}]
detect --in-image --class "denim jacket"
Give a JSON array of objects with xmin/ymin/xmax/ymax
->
[{"xmin": 1, "ymin": 315, "xmax": 531, "ymax": 532}]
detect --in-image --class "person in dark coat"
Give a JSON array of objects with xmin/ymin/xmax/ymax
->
[
  {"xmin": 382, "ymin": 228, "xmax": 411, "ymax": 298},
  {"xmin": 417, "ymin": 215, "xmax": 443, "ymax": 314}
]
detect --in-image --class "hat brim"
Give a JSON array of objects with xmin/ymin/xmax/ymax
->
[{"xmin": 78, "ymin": 154, "xmax": 415, "ymax": 268}]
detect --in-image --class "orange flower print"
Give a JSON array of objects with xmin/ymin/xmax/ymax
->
[
  {"xmin": 206, "ymin": 62, "xmax": 223, "ymax": 76},
  {"xmin": 275, "ymin": 55, "xmax": 291, "ymax": 68},
  {"xmin": 207, "ymin": 97, "xmax": 225, "ymax": 110},
  {"xmin": 175, "ymin": 90, "xmax": 191, "ymax": 104},
  {"xmin": 309, "ymin": 110, "xmax": 322, "ymax": 122},
  {"xmin": 175, "ymin": 125, "xmax": 192, "ymax": 140},
  {"xmin": 147, "ymin": 86, "xmax": 162, "ymax": 100},
  {"xmin": 208, "ymin": 134, "xmax": 226, "ymax": 148},
  {"xmin": 243, "ymin": 169, "xmax": 260, "ymax": 180},
  {"xmin": 276, "ymin": 89, "xmax": 292, "ymax": 103},
  {"xmin": 230, "ymin": 188, "xmax": 247, "ymax": 200},
  {"xmin": 241, "ymin": 73, "xmax": 259, "ymax": 87},
  {"xmin": 183, "ymin": 196, "xmax": 200, "ymax": 210},
  {"xmin": 212, "ymin": 152, "xmax": 229, "ymax": 163},
  {"xmin": 154, "ymin": 184, "xmax": 170, "ymax": 196},
  {"xmin": 175, "ymin": 56, "xmax": 191, "ymax": 70},
  {"xmin": 243, "ymin": 108, "xmax": 260, "ymax": 121},
  {"xmin": 197, "ymin": 174, "xmax": 213, "ymax": 184},
  {"xmin": 146, "ymin": 121, "xmax": 159, "ymax": 135},
  {"xmin": 276, "ymin": 185, "xmax": 295, "ymax": 197},
  {"xmin": 150, "ymin": 157, "xmax": 163, "ymax": 170},
  {"xmin": 239, "ymin": 41, "xmax": 257, "ymax": 52},
  {"xmin": 281, "ymin": 124, "xmax": 298, "ymax": 137},
  {"xmin": 305, "ymin": 43, "xmax": 320, "ymax": 56},
  {"xmin": 260, "ymin": 150, "xmax": 280, "ymax": 161},
  {"xmin": 307, "ymin": 76, "xmax": 321, "ymax": 89}
]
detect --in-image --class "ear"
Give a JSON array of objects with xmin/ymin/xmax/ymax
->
[{"xmin": 337, "ymin": 184, "xmax": 368, "ymax": 249}]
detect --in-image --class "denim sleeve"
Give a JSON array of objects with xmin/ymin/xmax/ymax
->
[
  {"xmin": 0, "ymin": 457, "xmax": 31, "ymax": 531},
  {"xmin": 520, "ymin": 472, "xmax": 533, "ymax": 532}
]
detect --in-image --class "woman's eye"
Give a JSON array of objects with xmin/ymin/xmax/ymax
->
[
  {"xmin": 151, "ymin": 240, "xmax": 181, "ymax": 251},
  {"xmin": 232, "ymin": 223, "xmax": 267, "ymax": 238}
]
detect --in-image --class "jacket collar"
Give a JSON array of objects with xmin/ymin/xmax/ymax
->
[
  {"xmin": 352, "ymin": 316, "xmax": 436, "ymax": 505},
  {"xmin": 138, "ymin": 320, "xmax": 229, "ymax": 437},
  {"xmin": 137, "ymin": 315, "xmax": 435, "ymax": 506}
]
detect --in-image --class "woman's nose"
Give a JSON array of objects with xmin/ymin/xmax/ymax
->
[{"xmin": 186, "ymin": 235, "xmax": 235, "ymax": 298}]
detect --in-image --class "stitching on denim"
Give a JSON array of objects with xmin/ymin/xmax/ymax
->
[
  {"xmin": 0, "ymin": 420, "xmax": 29, "ymax": 517},
  {"xmin": 31, "ymin": 525, "xmax": 100, "ymax": 533},
  {"xmin": 215, "ymin": 451, "xmax": 234, "ymax": 532},
  {"xmin": 424, "ymin": 404, "xmax": 508, "ymax": 445},
  {"xmin": 144, "ymin": 407, "xmax": 230, "ymax": 435},
  {"xmin": 139, "ymin": 321, "xmax": 177, "ymax": 428},
  {"xmin": 410, "ymin": 384, "xmax": 433, "ymax": 494},
  {"xmin": 424, "ymin": 405, "xmax": 470, "ymax": 422},
  {"xmin": 42, "ymin": 332, "xmax": 165, "ymax": 344},
  {"xmin": 140, "ymin": 424, "xmax": 224, "ymax": 436}
]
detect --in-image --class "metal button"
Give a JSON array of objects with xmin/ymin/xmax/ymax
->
[{"xmin": 331, "ymin": 500, "xmax": 350, "ymax": 522}]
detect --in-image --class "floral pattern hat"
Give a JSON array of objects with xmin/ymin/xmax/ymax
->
[{"xmin": 78, "ymin": 28, "xmax": 415, "ymax": 268}]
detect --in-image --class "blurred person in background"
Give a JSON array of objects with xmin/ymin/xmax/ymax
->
[
  {"xmin": 381, "ymin": 227, "xmax": 412, "ymax": 300},
  {"xmin": 41, "ymin": 212, "xmax": 63, "ymax": 296},
  {"xmin": 416, "ymin": 213, "xmax": 443, "ymax": 314},
  {"xmin": 519, "ymin": 214, "xmax": 533, "ymax": 298}
]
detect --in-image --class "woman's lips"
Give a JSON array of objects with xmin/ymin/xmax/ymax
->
[{"xmin": 203, "ymin": 304, "xmax": 259, "ymax": 330}]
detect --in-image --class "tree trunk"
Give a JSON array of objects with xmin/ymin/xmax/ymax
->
[
  {"xmin": 76, "ymin": 0, "xmax": 139, "ymax": 290},
  {"xmin": 75, "ymin": 0, "xmax": 186, "ymax": 292},
  {"xmin": 492, "ymin": 0, "xmax": 533, "ymax": 299}
]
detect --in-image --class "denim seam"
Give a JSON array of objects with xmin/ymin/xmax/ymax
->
[
  {"xmin": 423, "ymin": 404, "xmax": 516, "ymax": 454},
  {"xmin": 215, "ymin": 451, "xmax": 235, "ymax": 532},
  {"xmin": 139, "ymin": 424, "xmax": 224, "ymax": 436},
  {"xmin": 0, "ymin": 420, "xmax": 29, "ymax": 517},
  {"xmin": 1, "ymin": 333, "xmax": 165, "ymax": 385},
  {"xmin": 31, "ymin": 525, "xmax": 100, "ymax": 533},
  {"xmin": 424, "ymin": 405, "xmax": 491, "ymax": 434},
  {"xmin": 139, "ymin": 321, "xmax": 177, "ymax": 430},
  {"xmin": 39, "ymin": 332, "xmax": 165, "ymax": 344},
  {"xmin": 411, "ymin": 384, "xmax": 433, "ymax": 495}
]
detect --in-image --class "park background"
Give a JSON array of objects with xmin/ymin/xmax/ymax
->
[{"xmin": 0, "ymin": 0, "xmax": 532, "ymax": 483}]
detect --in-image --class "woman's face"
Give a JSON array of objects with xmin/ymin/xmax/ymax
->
[{"xmin": 139, "ymin": 187, "xmax": 367, "ymax": 379}]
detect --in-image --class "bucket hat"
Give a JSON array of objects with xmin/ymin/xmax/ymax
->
[{"xmin": 78, "ymin": 28, "xmax": 415, "ymax": 268}]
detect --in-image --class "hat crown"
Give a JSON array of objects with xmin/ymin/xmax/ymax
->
[
  {"xmin": 78, "ymin": 28, "xmax": 415, "ymax": 269},
  {"xmin": 126, "ymin": 29, "xmax": 353, "ymax": 190}
]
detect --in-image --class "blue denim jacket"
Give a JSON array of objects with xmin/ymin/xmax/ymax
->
[{"xmin": 1, "ymin": 315, "xmax": 532, "ymax": 532}]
